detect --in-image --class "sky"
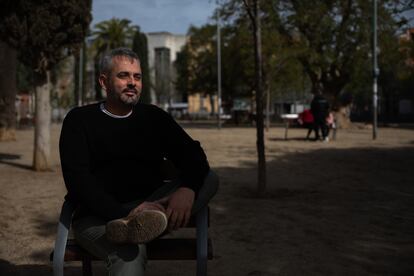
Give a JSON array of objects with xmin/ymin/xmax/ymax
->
[{"xmin": 91, "ymin": 0, "xmax": 218, "ymax": 35}]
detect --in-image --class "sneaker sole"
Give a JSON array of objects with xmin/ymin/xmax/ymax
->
[{"xmin": 106, "ymin": 210, "xmax": 168, "ymax": 244}]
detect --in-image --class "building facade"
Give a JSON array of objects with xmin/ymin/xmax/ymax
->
[{"xmin": 146, "ymin": 32, "xmax": 187, "ymax": 108}]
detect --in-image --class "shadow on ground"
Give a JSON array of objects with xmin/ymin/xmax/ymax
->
[
  {"xmin": 211, "ymin": 146, "xmax": 414, "ymax": 275},
  {"xmin": 268, "ymin": 137, "xmax": 310, "ymax": 142},
  {"xmin": 0, "ymin": 259, "xmax": 51, "ymax": 276},
  {"xmin": 0, "ymin": 152, "xmax": 32, "ymax": 170},
  {"xmin": 0, "ymin": 259, "xmax": 85, "ymax": 276},
  {"xmin": 32, "ymin": 214, "xmax": 60, "ymax": 238},
  {"xmin": 27, "ymin": 214, "xmax": 61, "ymax": 262}
]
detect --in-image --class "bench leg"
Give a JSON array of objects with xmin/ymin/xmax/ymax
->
[
  {"xmin": 82, "ymin": 257, "xmax": 93, "ymax": 276},
  {"xmin": 53, "ymin": 221, "xmax": 69, "ymax": 276},
  {"xmin": 284, "ymin": 120, "xmax": 289, "ymax": 140},
  {"xmin": 53, "ymin": 200, "xmax": 75, "ymax": 276},
  {"xmin": 196, "ymin": 206, "xmax": 208, "ymax": 276}
]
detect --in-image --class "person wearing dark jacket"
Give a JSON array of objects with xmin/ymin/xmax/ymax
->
[
  {"xmin": 310, "ymin": 92, "xmax": 330, "ymax": 141},
  {"xmin": 59, "ymin": 48, "xmax": 217, "ymax": 276}
]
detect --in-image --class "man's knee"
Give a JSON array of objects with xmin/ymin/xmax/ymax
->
[{"xmin": 192, "ymin": 170, "xmax": 219, "ymax": 214}]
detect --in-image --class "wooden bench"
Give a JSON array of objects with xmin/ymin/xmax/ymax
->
[{"xmin": 50, "ymin": 200, "xmax": 213, "ymax": 276}]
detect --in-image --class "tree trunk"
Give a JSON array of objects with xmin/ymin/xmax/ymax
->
[
  {"xmin": 251, "ymin": 0, "xmax": 266, "ymax": 196},
  {"xmin": 0, "ymin": 41, "xmax": 17, "ymax": 141},
  {"xmin": 209, "ymin": 94, "xmax": 216, "ymax": 116},
  {"xmin": 335, "ymin": 106, "xmax": 352, "ymax": 129},
  {"xmin": 265, "ymin": 86, "xmax": 270, "ymax": 132},
  {"xmin": 94, "ymin": 55, "xmax": 103, "ymax": 101},
  {"xmin": 74, "ymin": 52, "xmax": 82, "ymax": 106},
  {"xmin": 73, "ymin": 41, "xmax": 88, "ymax": 106},
  {"xmin": 33, "ymin": 71, "xmax": 51, "ymax": 171}
]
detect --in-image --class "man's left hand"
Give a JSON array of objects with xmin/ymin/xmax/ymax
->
[{"xmin": 157, "ymin": 187, "xmax": 195, "ymax": 231}]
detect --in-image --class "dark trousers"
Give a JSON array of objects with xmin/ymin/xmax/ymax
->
[{"xmin": 314, "ymin": 117, "xmax": 328, "ymax": 139}]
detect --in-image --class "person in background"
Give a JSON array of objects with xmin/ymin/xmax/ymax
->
[
  {"xmin": 311, "ymin": 92, "xmax": 330, "ymax": 141},
  {"xmin": 298, "ymin": 109, "xmax": 314, "ymax": 140},
  {"xmin": 325, "ymin": 112, "xmax": 336, "ymax": 140}
]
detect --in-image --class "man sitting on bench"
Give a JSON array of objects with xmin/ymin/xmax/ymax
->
[{"xmin": 59, "ymin": 47, "xmax": 217, "ymax": 276}]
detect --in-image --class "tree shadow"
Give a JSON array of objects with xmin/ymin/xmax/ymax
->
[
  {"xmin": 385, "ymin": 124, "xmax": 414, "ymax": 130},
  {"xmin": 31, "ymin": 214, "xmax": 59, "ymax": 239},
  {"xmin": 0, "ymin": 153, "xmax": 20, "ymax": 160},
  {"xmin": 0, "ymin": 152, "xmax": 33, "ymax": 170},
  {"xmin": 267, "ymin": 137, "xmax": 309, "ymax": 142},
  {"xmin": 211, "ymin": 146, "xmax": 414, "ymax": 275},
  {"xmin": 18, "ymin": 213, "xmax": 61, "ymax": 263},
  {"xmin": 0, "ymin": 259, "xmax": 51, "ymax": 276}
]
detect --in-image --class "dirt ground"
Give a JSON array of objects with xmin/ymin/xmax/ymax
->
[{"xmin": 0, "ymin": 123, "xmax": 414, "ymax": 276}]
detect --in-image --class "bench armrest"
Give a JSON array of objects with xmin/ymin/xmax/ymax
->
[{"xmin": 52, "ymin": 200, "xmax": 75, "ymax": 276}]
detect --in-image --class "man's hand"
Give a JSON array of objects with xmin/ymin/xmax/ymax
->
[
  {"xmin": 157, "ymin": 187, "xmax": 195, "ymax": 231},
  {"xmin": 127, "ymin": 201, "xmax": 165, "ymax": 219}
]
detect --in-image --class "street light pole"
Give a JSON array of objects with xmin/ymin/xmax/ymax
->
[
  {"xmin": 217, "ymin": 0, "xmax": 222, "ymax": 129},
  {"xmin": 372, "ymin": 0, "xmax": 379, "ymax": 140},
  {"xmin": 78, "ymin": 44, "xmax": 84, "ymax": 106}
]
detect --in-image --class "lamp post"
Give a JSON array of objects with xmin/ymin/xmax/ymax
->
[
  {"xmin": 372, "ymin": 0, "xmax": 379, "ymax": 140},
  {"xmin": 78, "ymin": 44, "xmax": 84, "ymax": 106},
  {"xmin": 217, "ymin": 0, "xmax": 222, "ymax": 129}
]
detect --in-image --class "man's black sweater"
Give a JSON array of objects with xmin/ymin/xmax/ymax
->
[{"xmin": 59, "ymin": 102, "xmax": 209, "ymax": 221}]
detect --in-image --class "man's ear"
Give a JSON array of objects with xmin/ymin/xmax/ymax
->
[{"xmin": 98, "ymin": 74, "xmax": 108, "ymax": 91}]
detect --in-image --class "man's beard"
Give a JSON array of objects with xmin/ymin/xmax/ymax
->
[
  {"xmin": 120, "ymin": 92, "xmax": 140, "ymax": 106},
  {"xmin": 114, "ymin": 87, "xmax": 141, "ymax": 106}
]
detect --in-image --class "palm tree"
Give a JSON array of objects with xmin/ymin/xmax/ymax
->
[
  {"xmin": 92, "ymin": 18, "xmax": 138, "ymax": 55},
  {"xmin": 91, "ymin": 18, "xmax": 138, "ymax": 99}
]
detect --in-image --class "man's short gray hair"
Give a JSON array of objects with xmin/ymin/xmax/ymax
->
[{"xmin": 99, "ymin": 47, "xmax": 140, "ymax": 75}]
